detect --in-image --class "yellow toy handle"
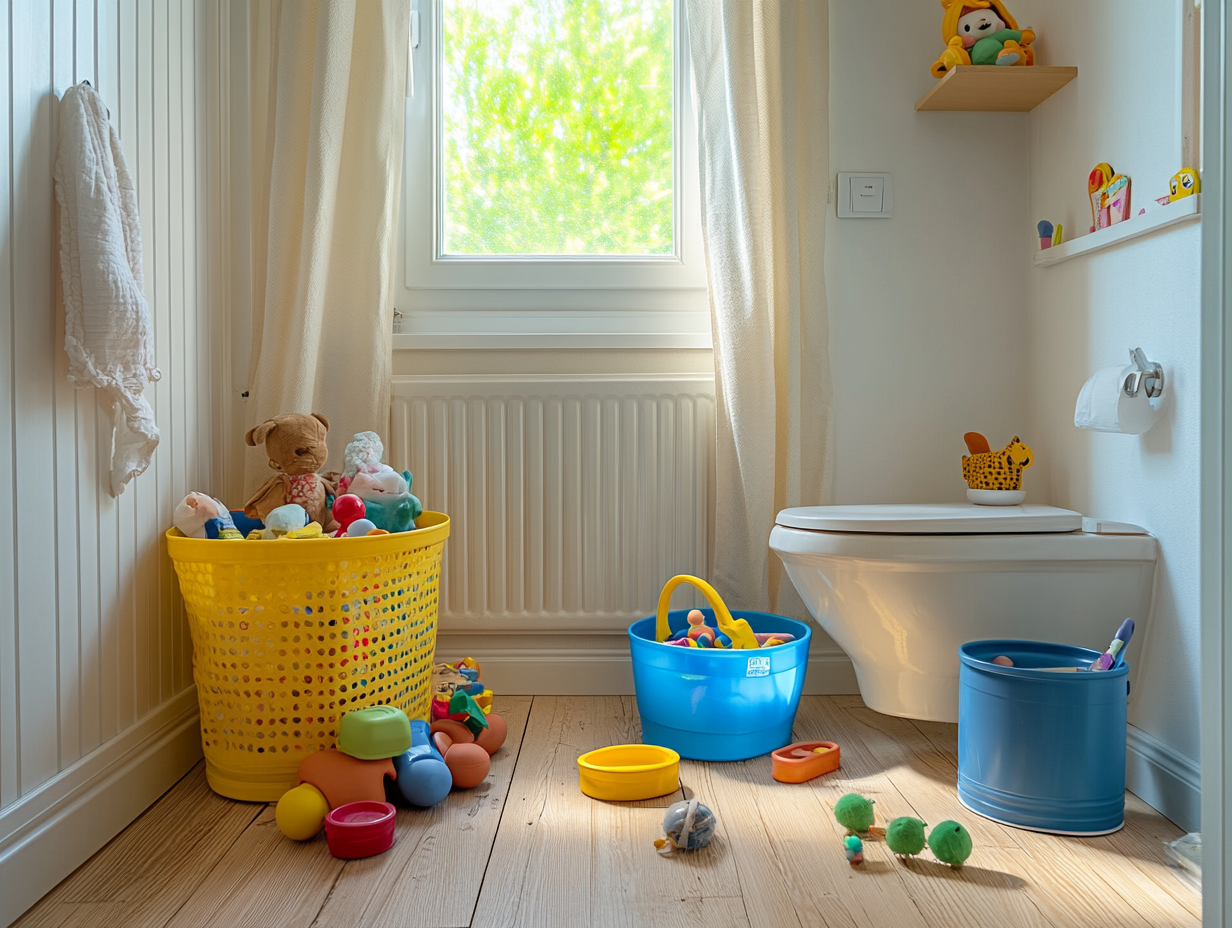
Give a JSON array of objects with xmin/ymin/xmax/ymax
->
[{"xmin": 654, "ymin": 574, "xmax": 762, "ymax": 649}]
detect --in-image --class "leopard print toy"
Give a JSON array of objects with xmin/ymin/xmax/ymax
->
[{"xmin": 961, "ymin": 433, "xmax": 1034, "ymax": 491}]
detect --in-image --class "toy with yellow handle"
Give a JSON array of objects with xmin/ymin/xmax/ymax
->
[{"xmin": 655, "ymin": 575, "xmax": 761, "ymax": 650}]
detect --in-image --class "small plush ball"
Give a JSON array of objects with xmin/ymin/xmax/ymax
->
[
  {"xmin": 929, "ymin": 820, "xmax": 973, "ymax": 867},
  {"xmin": 886, "ymin": 816, "xmax": 928, "ymax": 856},
  {"xmin": 834, "ymin": 793, "xmax": 876, "ymax": 833},
  {"xmin": 445, "ymin": 742, "xmax": 491, "ymax": 788},
  {"xmin": 474, "ymin": 712, "xmax": 507, "ymax": 755},
  {"xmin": 346, "ymin": 518, "xmax": 377, "ymax": 537},
  {"xmin": 992, "ymin": 655, "xmax": 1014, "ymax": 667},
  {"xmin": 275, "ymin": 783, "xmax": 329, "ymax": 840},
  {"xmin": 662, "ymin": 800, "xmax": 716, "ymax": 850}
]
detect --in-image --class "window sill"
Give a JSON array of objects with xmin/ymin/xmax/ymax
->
[{"xmin": 391, "ymin": 310, "xmax": 713, "ymax": 350}]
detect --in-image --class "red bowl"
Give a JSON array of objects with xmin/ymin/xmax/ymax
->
[{"xmin": 324, "ymin": 800, "xmax": 396, "ymax": 859}]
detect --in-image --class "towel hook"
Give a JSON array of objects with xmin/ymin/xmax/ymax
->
[{"xmin": 1124, "ymin": 348, "xmax": 1164, "ymax": 399}]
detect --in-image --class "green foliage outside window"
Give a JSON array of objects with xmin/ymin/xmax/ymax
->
[{"xmin": 441, "ymin": 0, "xmax": 674, "ymax": 256}]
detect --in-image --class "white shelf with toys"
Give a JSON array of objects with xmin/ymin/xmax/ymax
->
[{"xmin": 1033, "ymin": 196, "xmax": 1201, "ymax": 268}]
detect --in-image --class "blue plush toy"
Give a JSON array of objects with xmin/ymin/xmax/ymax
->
[{"xmin": 349, "ymin": 466, "xmax": 424, "ymax": 533}]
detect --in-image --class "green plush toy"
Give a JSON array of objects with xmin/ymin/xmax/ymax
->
[
  {"xmin": 833, "ymin": 793, "xmax": 876, "ymax": 834},
  {"xmin": 886, "ymin": 816, "xmax": 928, "ymax": 857},
  {"xmin": 928, "ymin": 820, "xmax": 973, "ymax": 867}
]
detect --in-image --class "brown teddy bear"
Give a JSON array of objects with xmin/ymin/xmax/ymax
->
[{"xmin": 243, "ymin": 412, "xmax": 338, "ymax": 531}]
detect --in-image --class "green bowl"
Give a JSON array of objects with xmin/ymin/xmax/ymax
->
[{"xmin": 337, "ymin": 706, "xmax": 413, "ymax": 760}]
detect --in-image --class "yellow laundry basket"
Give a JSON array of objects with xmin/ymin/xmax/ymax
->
[{"xmin": 166, "ymin": 512, "xmax": 449, "ymax": 802}]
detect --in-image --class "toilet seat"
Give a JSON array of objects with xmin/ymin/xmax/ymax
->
[{"xmin": 774, "ymin": 503, "xmax": 1082, "ymax": 535}]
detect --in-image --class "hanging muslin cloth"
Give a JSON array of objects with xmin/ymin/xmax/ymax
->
[{"xmin": 53, "ymin": 81, "xmax": 160, "ymax": 497}]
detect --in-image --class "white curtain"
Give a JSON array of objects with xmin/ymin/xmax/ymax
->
[
  {"xmin": 245, "ymin": 0, "xmax": 409, "ymax": 492},
  {"xmin": 685, "ymin": 0, "xmax": 833, "ymax": 616}
]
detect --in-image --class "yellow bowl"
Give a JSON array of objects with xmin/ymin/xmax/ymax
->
[{"xmin": 577, "ymin": 744, "xmax": 681, "ymax": 801}]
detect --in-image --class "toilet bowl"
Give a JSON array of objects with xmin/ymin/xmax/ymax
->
[{"xmin": 769, "ymin": 504, "xmax": 1157, "ymax": 723}]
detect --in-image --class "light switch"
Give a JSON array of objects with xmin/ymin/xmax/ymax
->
[{"xmin": 837, "ymin": 173, "xmax": 893, "ymax": 218}]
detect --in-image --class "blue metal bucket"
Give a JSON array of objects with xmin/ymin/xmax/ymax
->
[
  {"xmin": 958, "ymin": 639, "xmax": 1128, "ymax": 835},
  {"xmin": 629, "ymin": 609, "xmax": 811, "ymax": 761}
]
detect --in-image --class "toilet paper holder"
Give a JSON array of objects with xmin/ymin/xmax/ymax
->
[{"xmin": 1124, "ymin": 348, "xmax": 1164, "ymax": 400}]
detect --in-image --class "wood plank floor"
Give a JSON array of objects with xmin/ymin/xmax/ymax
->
[{"xmin": 14, "ymin": 696, "xmax": 1198, "ymax": 928}]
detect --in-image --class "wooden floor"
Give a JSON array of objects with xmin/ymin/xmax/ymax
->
[{"xmin": 15, "ymin": 696, "xmax": 1199, "ymax": 928}]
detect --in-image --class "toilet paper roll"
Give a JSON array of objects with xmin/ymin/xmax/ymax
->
[{"xmin": 1074, "ymin": 364, "xmax": 1160, "ymax": 434}]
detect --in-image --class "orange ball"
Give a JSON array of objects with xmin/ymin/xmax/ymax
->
[
  {"xmin": 474, "ymin": 713, "xmax": 507, "ymax": 755},
  {"xmin": 445, "ymin": 742, "xmax": 490, "ymax": 788},
  {"xmin": 430, "ymin": 718, "xmax": 475, "ymax": 743}
]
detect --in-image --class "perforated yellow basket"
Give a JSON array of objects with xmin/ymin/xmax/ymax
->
[{"xmin": 166, "ymin": 512, "xmax": 449, "ymax": 801}]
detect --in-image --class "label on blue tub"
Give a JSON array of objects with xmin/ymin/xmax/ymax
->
[{"xmin": 746, "ymin": 656, "xmax": 770, "ymax": 677}]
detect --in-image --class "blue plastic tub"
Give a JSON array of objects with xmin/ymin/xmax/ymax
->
[
  {"xmin": 957, "ymin": 639, "xmax": 1129, "ymax": 836},
  {"xmin": 629, "ymin": 609, "xmax": 811, "ymax": 761}
]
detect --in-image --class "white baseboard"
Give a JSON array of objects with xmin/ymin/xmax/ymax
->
[
  {"xmin": 0, "ymin": 688, "xmax": 203, "ymax": 928},
  {"xmin": 1126, "ymin": 724, "xmax": 1201, "ymax": 833},
  {"xmin": 434, "ymin": 631, "xmax": 859, "ymax": 697}
]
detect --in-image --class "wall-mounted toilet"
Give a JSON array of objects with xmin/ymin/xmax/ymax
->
[{"xmin": 769, "ymin": 504, "xmax": 1157, "ymax": 723}]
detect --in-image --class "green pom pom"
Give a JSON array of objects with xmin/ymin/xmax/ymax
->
[
  {"xmin": 928, "ymin": 820, "xmax": 973, "ymax": 866},
  {"xmin": 886, "ymin": 816, "xmax": 927, "ymax": 856},
  {"xmin": 834, "ymin": 793, "xmax": 876, "ymax": 833}
]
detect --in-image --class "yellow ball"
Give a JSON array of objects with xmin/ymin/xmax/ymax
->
[{"xmin": 275, "ymin": 783, "xmax": 329, "ymax": 840}]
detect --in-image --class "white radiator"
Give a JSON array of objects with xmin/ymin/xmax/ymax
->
[{"xmin": 389, "ymin": 374, "xmax": 716, "ymax": 632}]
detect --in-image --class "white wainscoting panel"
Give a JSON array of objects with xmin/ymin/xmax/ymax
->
[
  {"xmin": 390, "ymin": 374, "xmax": 716, "ymax": 633},
  {"xmin": 0, "ymin": 2, "xmax": 226, "ymax": 924}
]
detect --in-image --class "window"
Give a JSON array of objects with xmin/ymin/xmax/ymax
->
[{"xmin": 398, "ymin": 0, "xmax": 709, "ymax": 347}]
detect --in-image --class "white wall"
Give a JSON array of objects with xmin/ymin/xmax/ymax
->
[
  {"xmin": 0, "ymin": 2, "xmax": 227, "ymax": 923},
  {"xmin": 1026, "ymin": 0, "xmax": 1201, "ymax": 828},
  {"xmin": 828, "ymin": 0, "xmax": 1031, "ymax": 504}
]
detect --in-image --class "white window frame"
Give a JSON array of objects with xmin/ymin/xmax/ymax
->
[{"xmin": 395, "ymin": 0, "xmax": 710, "ymax": 349}]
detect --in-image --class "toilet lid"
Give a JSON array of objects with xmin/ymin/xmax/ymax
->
[{"xmin": 775, "ymin": 503, "xmax": 1083, "ymax": 534}]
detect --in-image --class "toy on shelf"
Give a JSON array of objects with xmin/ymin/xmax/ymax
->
[
  {"xmin": 1037, "ymin": 220, "xmax": 1053, "ymax": 250},
  {"xmin": 391, "ymin": 720, "xmax": 454, "ymax": 807},
  {"xmin": 843, "ymin": 834, "xmax": 864, "ymax": 866},
  {"xmin": 174, "ymin": 493, "xmax": 244, "ymax": 539},
  {"xmin": 1088, "ymin": 163, "xmax": 1115, "ymax": 231},
  {"xmin": 654, "ymin": 799, "xmax": 716, "ymax": 853},
  {"xmin": 771, "ymin": 741, "xmax": 840, "ymax": 783},
  {"xmin": 886, "ymin": 817, "xmax": 929, "ymax": 858},
  {"xmin": 961, "ymin": 432, "xmax": 1033, "ymax": 505},
  {"xmin": 1053, "ymin": 223, "xmax": 1064, "ymax": 245},
  {"xmin": 928, "ymin": 820, "xmax": 974, "ymax": 867},
  {"xmin": 930, "ymin": 0, "xmax": 1035, "ymax": 79},
  {"xmin": 834, "ymin": 793, "xmax": 877, "ymax": 834},
  {"xmin": 243, "ymin": 412, "xmax": 338, "ymax": 531},
  {"xmin": 1106, "ymin": 175, "xmax": 1132, "ymax": 225},
  {"xmin": 577, "ymin": 744, "xmax": 681, "ymax": 801}
]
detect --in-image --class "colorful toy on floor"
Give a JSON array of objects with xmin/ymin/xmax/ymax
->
[
  {"xmin": 174, "ymin": 493, "xmax": 243, "ymax": 539},
  {"xmin": 886, "ymin": 817, "xmax": 928, "ymax": 858},
  {"xmin": 430, "ymin": 721, "xmax": 494, "ymax": 788},
  {"xmin": 296, "ymin": 748, "xmax": 396, "ymax": 810},
  {"xmin": 843, "ymin": 834, "xmax": 864, "ymax": 866},
  {"xmin": 243, "ymin": 412, "xmax": 337, "ymax": 531},
  {"xmin": 928, "ymin": 820, "xmax": 973, "ymax": 867},
  {"xmin": 930, "ymin": 0, "xmax": 1035, "ymax": 78},
  {"xmin": 655, "ymin": 798, "xmax": 716, "ymax": 852},
  {"xmin": 432, "ymin": 657, "xmax": 494, "ymax": 720},
  {"xmin": 324, "ymin": 800, "xmax": 396, "ymax": 859},
  {"xmin": 337, "ymin": 705, "xmax": 413, "ymax": 760},
  {"xmin": 577, "ymin": 744, "xmax": 681, "ymax": 801},
  {"xmin": 834, "ymin": 793, "xmax": 877, "ymax": 834},
  {"xmin": 771, "ymin": 741, "xmax": 840, "ymax": 783},
  {"xmin": 275, "ymin": 783, "xmax": 330, "ymax": 841},
  {"xmin": 391, "ymin": 720, "xmax": 454, "ymax": 807}
]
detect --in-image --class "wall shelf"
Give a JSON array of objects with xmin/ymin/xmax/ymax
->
[
  {"xmin": 1033, "ymin": 196, "xmax": 1201, "ymax": 268},
  {"xmin": 915, "ymin": 66, "xmax": 1078, "ymax": 112}
]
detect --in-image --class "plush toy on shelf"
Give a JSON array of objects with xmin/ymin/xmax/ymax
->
[
  {"xmin": 243, "ymin": 412, "xmax": 338, "ymax": 531},
  {"xmin": 930, "ymin": 0, "xmax": 1035, "ymax": 79}
]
